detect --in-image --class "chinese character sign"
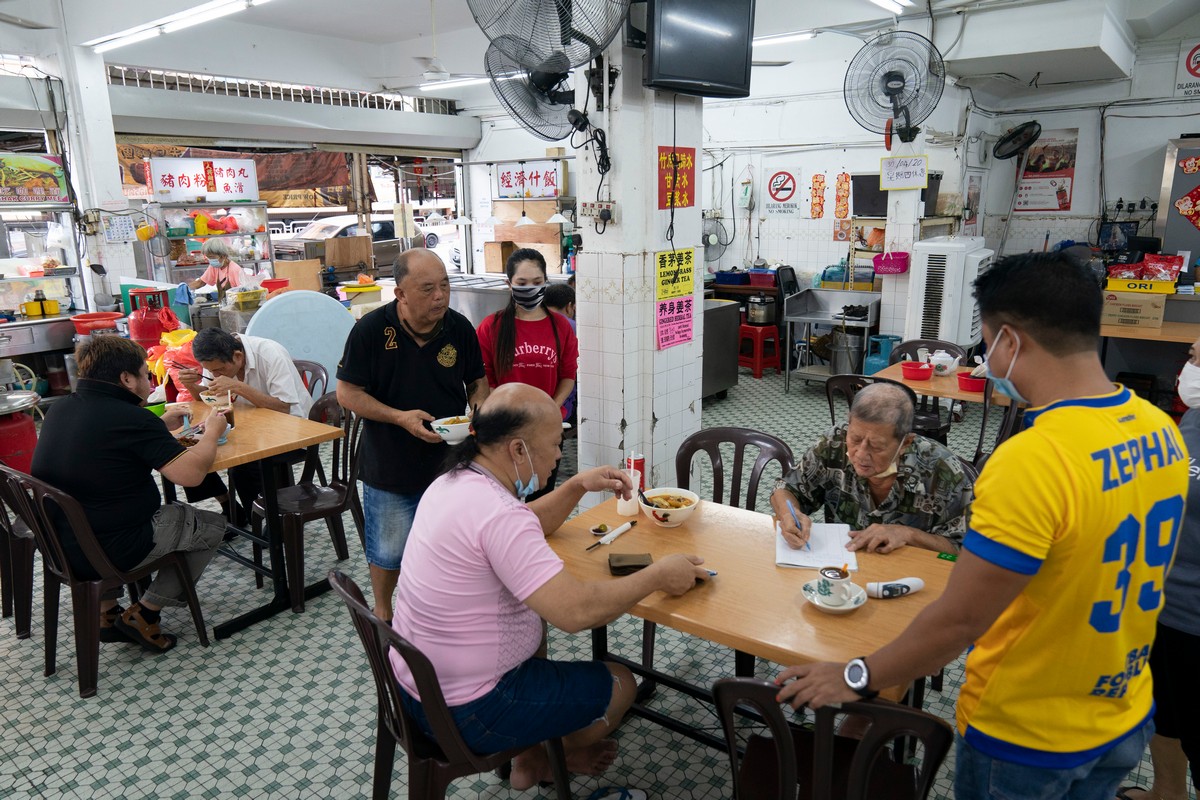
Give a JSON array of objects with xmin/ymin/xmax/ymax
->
[
  {"xmin": 655, "ymin": 247, "xmax": 695, "ymax": 301},
  {"xmin": 658, "ymin": 146, "xmax": 696, "ymax": 210},
  {"xmin": 0, "ymin": 154, "xmax": 69, "ymax": 204},
  {"xmin": 656, "ymin": 295, "xmax": 694, "ymax": 349},
  {"xmin": 494, "ymin": 160, "xmax": 562, "ymax": 198},
  {"xmin": 149, "ymin": 158, "xmax": 260, "ymax": 202}
]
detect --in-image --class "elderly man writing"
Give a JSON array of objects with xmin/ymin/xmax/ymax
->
[
  {"xmin": 393, "ymin": 383, "xmax": 710, "ymax": 791},
  {"xmin": 770, "ymin": 382, "xmax": 972, "ymax": 555}
]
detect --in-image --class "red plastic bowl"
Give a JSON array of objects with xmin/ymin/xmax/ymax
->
[
  {"xmin": 957, "ymin": 373, "xmax": 987, "ymax": 392},
  {"xmin": 261, "ymin": 278, "xmax": 289, "ymax": 293},
  {"xmin": 900, "ymin": 361, "xmax": 933, "ymax": 380},
  {"xmin": 71, "ymin": 312, "xmax": 124, "ymax": 335}
]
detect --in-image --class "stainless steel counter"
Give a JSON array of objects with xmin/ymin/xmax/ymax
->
[
  {"xmin": 782, "ymin": 289, "xmax": 881, "ymax": 392},
  {"xmin": 0, "ymin": 313, "xmax": 78, "ymax": 357},
  {"xmin": 448, "ymin": 273, "xmax": 511, "ymax": 327}
]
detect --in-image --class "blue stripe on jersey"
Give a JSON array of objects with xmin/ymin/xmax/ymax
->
[
  {"xmin": 1023, "ymin": 387, "xmax": 1131, "ymax": 427},
  {"xmin": 963, "ymin": 529, "xmax": 1043, "ymax": 575},
  {"xmin": 963, "ymin": 705, "xmax": 1154, "ymax": 768}
]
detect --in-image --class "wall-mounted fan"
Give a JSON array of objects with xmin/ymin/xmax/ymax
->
[
  {"xmin": 486, "ymin": 36, "xmax": 586, "ymax": 142},
  {"xmin": 843, "ymin": 31, "xmax": 945, "ymax": 145},
  {"xmin": 468, "ymin": 0, "xmax": 630, "ymax": 71},
  {"xmin": 993, "ymin": 120, "xmax": 1042, "ymax": 255},
  {"xmin": 702, "ymin": 218, "xmax": 730, "ymax": 262}
]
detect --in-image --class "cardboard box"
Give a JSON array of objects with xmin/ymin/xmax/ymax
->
[
  {"xmin": 1101, "ymin": 291, "xmax": 1166, "ymax": 328},
  {"xmin": 325, "ymin": 234, "xmax": 372, "ymax": 268},
  {"xmin": 273, "ymin": 259, "xmax": 323, "ymax": 293},
  {"xmin": 1106, "ymin": 278, "xmax": 1177, "ymax": 295}
]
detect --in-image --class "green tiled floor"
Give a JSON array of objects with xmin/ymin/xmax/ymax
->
[{"xmin": 0, "ymin": 366, "xmax": 1178, "ymax": 798}]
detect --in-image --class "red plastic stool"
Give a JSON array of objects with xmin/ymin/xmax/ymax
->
[{"xmin": 738, "ymin": 323, "xmax": 781, "ymax": 379}]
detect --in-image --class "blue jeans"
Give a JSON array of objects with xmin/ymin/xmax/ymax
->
[
  {"xmin": 361, "ymin": 484, "xmax": 421, "ymax": 570},
  {"xmin": 954, "ymin": 719, "xmax": 1153, "ymax": 800},
  {"xmin": 400, "ymin": 657, "xmax": 613, "ymax": 754}
]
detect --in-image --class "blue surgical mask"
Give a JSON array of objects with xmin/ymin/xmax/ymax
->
[
  {"xmin": 985, "ymin": 327, "xmax": 1029, "ymax": 405},
  {"xmin": 511, "ymin": 438, "xmax": 540, "ymax": 501},
  {"xmin": 208, "ymin": 258, "xmax": 222, "ymax": 268}
]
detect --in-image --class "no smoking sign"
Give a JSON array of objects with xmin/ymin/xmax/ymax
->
[
  {"xmin": 764, "ymin": 168, "xmax": 802, "ymax": 216},
  {"xmin": 768, "ymin": 171, "xmax": 796, "ymax": 202}
]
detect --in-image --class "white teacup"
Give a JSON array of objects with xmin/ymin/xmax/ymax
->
[
  {"xmin": 816, "ymin": 565, "xmax": 853, "ymax": 606},
  {"xmin": 616, "ymin": 469, "xmax": 641, "ymax": 516}
]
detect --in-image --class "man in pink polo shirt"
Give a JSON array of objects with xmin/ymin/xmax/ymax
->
[{"xmin": 392, "ymin": 384, "xmax": 710, "ymax": 789}]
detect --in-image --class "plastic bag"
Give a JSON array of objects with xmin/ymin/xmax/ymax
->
[
  {"xmin": 162, "ymin": 340, "xmax": 201, "ymax": 401},
  {"xmin": 1141, "ymin": 254, "xmax": 1184, "ymax": 282}
]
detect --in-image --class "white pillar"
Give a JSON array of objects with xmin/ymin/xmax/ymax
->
[{"xmin": 575, "ymin": 47, "xmax": 704, "ymax": 504}]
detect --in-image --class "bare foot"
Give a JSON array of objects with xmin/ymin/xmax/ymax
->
[
  {"xmin": 510, "ymin": 739, "xmax": 618, "ymax": 790},
  {"xmin": 510, "ymin": 746, "xmax": 549, "ymax": 791}
]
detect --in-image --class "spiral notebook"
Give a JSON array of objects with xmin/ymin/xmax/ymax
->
[{"xmin": 775, "ymin": 521, "xmax": 857, "ymax": 571}]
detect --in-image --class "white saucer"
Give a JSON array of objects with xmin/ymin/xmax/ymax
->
[{"xmin": 801, "ymin": 580, "xmax": 867, "ymax": 615}]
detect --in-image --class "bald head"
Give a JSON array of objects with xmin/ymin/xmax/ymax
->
[
  {"xmin": 480, "ymin": 383, "xmax": 559, "ymax": 433},
  {"xmin": 849, "ymin": 382, "xmax": 914, "ymax": 440},
  {"xmin": 393, "ymin": 247, "xmax": 445, "ymax": 285}
]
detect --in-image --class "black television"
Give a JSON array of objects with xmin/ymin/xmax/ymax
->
[{"xmin": 642, "ymin": 0, "xmax": 756, "ymax": 99}]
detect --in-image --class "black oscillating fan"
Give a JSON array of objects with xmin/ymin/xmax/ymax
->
[
  {"xmin": 993, "ymin": 120, "xmax": 1042, "ymax": 255},
  {"xmin": 468, "ymin": 0, "xmax": 630, "ymax": 71},
  {"xmin": 844, "ymin": 31, "xmax": 946, "ymax": 145},
  {"xmin": 486, "ymin": 36, "xmax": 586, "ymax": 142}
]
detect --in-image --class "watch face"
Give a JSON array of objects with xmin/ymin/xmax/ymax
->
[{"xmin": 847, "ymin": 663, "xmax": 865, "ymax": 685}]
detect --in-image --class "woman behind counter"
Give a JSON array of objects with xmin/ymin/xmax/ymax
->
[{"xmin": 188, "ymin": 239, "xmax": 247, "ymax": 293}]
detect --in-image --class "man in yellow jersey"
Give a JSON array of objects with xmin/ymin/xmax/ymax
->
[{"xmin": 775, "ymin": 252, "xmax": 1188, "ymax": 799}]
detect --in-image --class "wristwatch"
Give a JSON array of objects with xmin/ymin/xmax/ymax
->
[
  {"xmin": 844, "ymin": 657, "xmax": 879, "ymax": 700},
  {"xmin": 773, "ymin": 478, "xmax": 792, "ymax": 495}
]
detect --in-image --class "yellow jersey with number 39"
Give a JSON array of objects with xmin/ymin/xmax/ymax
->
[{"xmin": 958, "ymin": 385, "xmax": 1187, "ymax": 767}]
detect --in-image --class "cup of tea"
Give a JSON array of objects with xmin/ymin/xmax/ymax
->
[
  {"xmin": 616, "ymin": 469, "xmax": 641, "ymax": 516},
  {"xmin": 816, "ymin": 566, "xmax": 852, "ymax": 606}
]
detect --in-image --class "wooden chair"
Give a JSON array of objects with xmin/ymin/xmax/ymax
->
[
  {"xmin": 640, "ymin": 427, "xmax": 796, "ymax": 680},
  {"xmin": 824, "ymin": 374, "xmax": 919, "ymax": 426},
  {"xmin": 0, "ymin": 492, "xmax": 34, "ymax": 638},
  {"xmin": 250, "ymin": 393, "xmax": 361, "ymax": 611},
  {"xmin": 887, "ymin": 340, "xmax": 970, "ymax": 444},
  {"xmin": 328, "ymin": 570, "xmax": 573, "ymax": 800},
  {"xmin": 0, "ymin": 464, "xmax": 209, "ymax": 698},
  {"xmin": 713, "ymin": 677, "xmax": 953, "ymax": 800},
  {"xmin": 972, "ymin": 380, "xmax": 1027, "ymax": 472},
  {"xmin": 293, "ymin": 359, "xmax": 329, "ymax": 399}
]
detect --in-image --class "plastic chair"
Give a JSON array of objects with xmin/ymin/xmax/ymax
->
[
  {"xmin": 250, "ymin": 392, "xmax": 361, "ymax": 611},
  {"xmin": 712, "ymin": 677, "xmax": 953, "ymax": 800},
  {"xmin": 293, "ymin": 359, "xmax": 329, "ymax": 399},
  {"xmin": 327, "ymin": 570, "xmax": 573, "ymax": 800},
  {"xmin": 824, "ymin": 374, "xmax": 919, "ymax": 426},
  {"xmin": 0, "ymin": 494, "xmax": 34, "ymax": 638},
  {"xmin": 739, "ymin": 324, "xmax": 782, "ymax": 379},
  {"xmin": 0, "ymin": 464, "xmax": 209, "ymax": 698},
  {"xmin": 640, "ymin": 428, "xmax": 795, "ymax": 680},
  {"xmin": 972, "ymin": 380, "xmax": 1027, "ymax": 472},
  {"xmin": 887, "ymin": 340, "xmax": 969, "ymax": 444}
]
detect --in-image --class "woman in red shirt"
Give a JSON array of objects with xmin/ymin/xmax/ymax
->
[{"xmin": 476, "ymin": 248, "xmax": 578, "ymax": 498}]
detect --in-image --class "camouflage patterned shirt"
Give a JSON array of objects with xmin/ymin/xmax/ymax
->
[{"xmin": 781, "ymin": 424, "xmax": 973, "ymax": 545}]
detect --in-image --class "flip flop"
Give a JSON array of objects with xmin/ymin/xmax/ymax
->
[
  {"xmin": 587, "ymin": 788, "xmax": 648, "ymax": 800},
  {"xmin": 1115, "ymin": 787, "xmax": 1147, "ymax": 800}
]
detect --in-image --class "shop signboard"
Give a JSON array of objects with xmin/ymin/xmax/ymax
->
[
  {"xmin": 494, "ymin": 160, "xmax": 562, "ymax": 198},
  {"xmin": 0, "ymin": 154, "xmax": 70, "ymax": 204},
  {"xmin": 658, "ymin": 146, "xmax": 696, "ymax": 209},
  {"xmin": 148, "ymin": 157, "xmax": 260, "ymax": 202}
]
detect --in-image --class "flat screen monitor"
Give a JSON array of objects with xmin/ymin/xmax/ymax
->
[{"xmin": 643, "ymin": 0, "xmax": 756, "ymax": 99}]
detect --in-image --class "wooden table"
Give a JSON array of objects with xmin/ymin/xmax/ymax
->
[
  {"xmin": 873, "ymin": 362, "xmax": 1010, "ymax": 406},
  {"xmin": 167, "ymin": 403, "xmax": 343, "ymax": 639},
  {"xmin": 1100, "ymin": 321, "xmax": 1200, "ymax": 344},
  {"xmin": 549, "ymin": 498, "xmax": 954, "ymax": 747}
]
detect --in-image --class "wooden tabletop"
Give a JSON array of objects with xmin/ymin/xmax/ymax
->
[
  {"xmin": 873, "ymin": 362, "xmax": 1011, "ymax": 406},
  {"xmin": 179, "ymin": 402, "xmax": 343, "ymax": 471},
  {"xmin": 549, "ymin": 498, "xmax": 953, "ymax": 698},
  {"xmin": 1100, "ymin": 321, "xmax": 1200, "ymax": 344}
]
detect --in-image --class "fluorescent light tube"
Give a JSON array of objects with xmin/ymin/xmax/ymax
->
[
  {"xmin": 867, "ymin": 0, "xmax": 905, "ymax": 14},
  {"xmin": 161, "ymin": 2, "xmax": 243, "ymax": 34},
  {"xmin": 419, "ymin": 76, "xmax": 492, "ymax": 91},
  {"xmin": 93, "ymin": 28, "xmax": 163, "ymax": 54},
  {"xmin": 752, "ymin": 31, "xmax": 816, "ymax": 47}
]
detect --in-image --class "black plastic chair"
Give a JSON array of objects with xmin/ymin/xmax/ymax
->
[
  {"xmin": 0, "ymin": 494, "xmax": 34, "ymax": 638},
  {"xmin": 972, "ymin": 380, "xmax": 1027, "ymax": 472},
  {"xmin": 824, "ymin": 374, "xmax": 919, "ymax": 426},
  {"xmin": 888, "ymin": 340, "xmax": 969, "ymax": 444},
  {"xmin": 251, "ymin": 392, "xmax": 361, "ymax": 611},
  {"xmin": 328, "ymin": 570, "xmax": 573, "ymax": 800},
  {"xmin": 293, "ymin": 359, "xmax": 329, "ymax": 399},
  {"xmin": 713, "ymin": 677, "xmax": 953, "ymax": 800},
  {"xmin": 0, "ymin": 464, "xmax": 209, "ymax": 698}
]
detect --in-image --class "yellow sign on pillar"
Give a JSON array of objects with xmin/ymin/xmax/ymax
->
[{"xmin": 655, "ymin": 247, "xmax": 695, "ymax": 301}]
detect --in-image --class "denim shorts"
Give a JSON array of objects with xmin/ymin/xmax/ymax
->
[
  {"xmin": 954, "ymin": 718, "xmax": 1153, "ymax": 800},
  {"xmin": 400, "ymin": 658, "xmax": 614, "ymax": 754},
  {"xmin": 362, "ymin": 484, "xmax": 421, "ymax": 570}
]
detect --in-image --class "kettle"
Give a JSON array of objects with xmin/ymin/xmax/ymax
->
[{"xmin": 929, "ymin": 350, "xmax": 961, "ymax": 376}]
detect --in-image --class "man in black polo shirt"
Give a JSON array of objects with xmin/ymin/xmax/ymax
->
[
  {"xmin": 32, "ymin": 336, "xmax": 228, "ymax": 653},
  {"xmin": 337, "ymin": 248, "xmax": 489, "ymax": 619}
]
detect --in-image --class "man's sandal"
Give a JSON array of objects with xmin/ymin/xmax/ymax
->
[
  {"xmin": 114, "ymin": 605, "xmax": 178, "ymax": 654},
  {"xmin": 99, "ymin": 605, "xmax": 133, "ymax": 644}
]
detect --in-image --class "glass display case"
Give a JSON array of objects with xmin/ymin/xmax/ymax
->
[
  {"xmin": 0, "ymin": 205, "xmax": 84, "ymax": 320},
  {"xmin": 144, "ymin": 201, "xmax": 274, "ymax": 286}
]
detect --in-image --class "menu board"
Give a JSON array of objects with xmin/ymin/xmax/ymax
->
[
  {"xmin": 149, "ymin": 157, "xmax": 260, "ymax": 203},
  {"xmin": 656, "ymin": 295, "xmax": 695, "ymax": 350},
  {"xmin": 655, "ymin": 247, "xmax": 695, "ymax": 300},
  {"xmin": 0, "ymin": 154, "xmax": 70, "ymax": 204}
]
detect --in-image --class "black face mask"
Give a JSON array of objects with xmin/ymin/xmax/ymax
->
[{"xmin": 511, "ymin": 283, "xmax": 546, "ymax": 311}]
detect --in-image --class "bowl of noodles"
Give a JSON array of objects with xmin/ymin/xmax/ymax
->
[
  {"xmin": 639, "ymin": 488, "xmax": 701, "ymax": 528},
  {"xmin": 432, "ymin": 415, "xmax": 472, "ymax": 445}
]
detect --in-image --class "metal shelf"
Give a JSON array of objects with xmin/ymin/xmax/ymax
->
[{"xmin": 165, "ymin": 232, "xmax": 269, "ymax": 239}]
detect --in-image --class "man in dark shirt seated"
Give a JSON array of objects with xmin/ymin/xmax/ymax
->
[{"xmin": 32, "ymin": 337, "xmax": 228, "ymax": 653}]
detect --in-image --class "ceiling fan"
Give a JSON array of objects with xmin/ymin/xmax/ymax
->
[
  {"xmin": 0, "ymin": 0, "xmax": 51, "ymax": 30},
  {"xmin": 385, "ymin": 0, "xmax": 486, "ymax": 90}
]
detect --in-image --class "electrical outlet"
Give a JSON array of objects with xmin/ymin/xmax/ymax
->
[
  {"xmin": 580, "ymin": 201, "xmax": 618, "ymax": 224},
  {"xmin": 703, "ymin": 209, "xmax": 723, "ymax": 220}
]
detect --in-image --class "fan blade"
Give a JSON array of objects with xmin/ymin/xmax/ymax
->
[
  {"xmin": 752, "ymin": 60, "xmax": 792, "ymax": 67},
  {"xmin": 0, "ymin": 11, "xmax": 50, "ymax": 29}
]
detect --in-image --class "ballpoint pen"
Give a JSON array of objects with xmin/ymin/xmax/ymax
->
[
  {"xmin": 785, "ymin": 499, "xmax": 812, "ymax": 552},
  {"xmin": 585, "ymin": 520, "xmax": 637, "ymax": 551}
]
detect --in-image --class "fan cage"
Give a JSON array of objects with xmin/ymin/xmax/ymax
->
[{"xmin": 468, "ymin": 0, "xmax": 631, "ymax": 70}]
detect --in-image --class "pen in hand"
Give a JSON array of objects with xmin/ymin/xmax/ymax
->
[{"xmin": 785, "ymin": 499, "xmax": 811, "ymax": 552}]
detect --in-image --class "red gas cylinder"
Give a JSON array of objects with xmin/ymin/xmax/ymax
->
[
  {"xmin": 0, "ymin": 391, "xmax": 40, "ymax": 473},
  {"xmin": 128, "ymin": 288, "xmax": 171, "ymax": 349}
]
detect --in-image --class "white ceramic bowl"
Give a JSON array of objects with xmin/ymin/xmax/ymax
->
[
  {"xmin": 431, "ymin": 416, "xmax": 471, "ymax": 445},
  {"xmin": 639, "ymin": 488, "xmax": 701, "ymax": 528}
]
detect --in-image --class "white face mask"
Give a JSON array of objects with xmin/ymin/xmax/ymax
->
[{"xmin": 1179, "ymin": 361, "xmax": 1200, "ymax": 408}]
